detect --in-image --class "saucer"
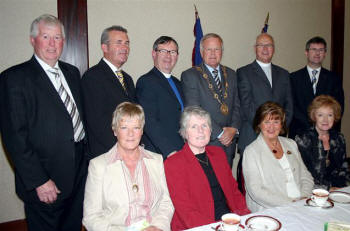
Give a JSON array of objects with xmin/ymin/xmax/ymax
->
[
  {"xmin": 329, "ymin": 191, "xmax": 350, "ymax": 203},
  {"xmin": 305, "ymin": 198, "xmax": 334, "ymax": 208},
  {"xmin": 215, "ymin": 224, "xmax": 245, "ymax": 231},
  {"xmin": 245, "ymin": 215, "xmax": 282, "ymax": 231}
]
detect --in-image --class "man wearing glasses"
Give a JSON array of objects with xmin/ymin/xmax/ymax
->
[
  {"xmin": 289, "ymin": 36, "xmax": 344, "ymax": 138},
  {"xmin": 82, "ymin": 25, "xmax": 136, "ymax": 159},
  {"xmin": 136, "ymin": 36, "xmax": 184, "ymax": 159},
  {"xmin": 236, "ymin": 33, "xmax": 293, "ymax": 190},
  {"xmin": 181, "ymin": 33, "xmax": 240, "ymax": 167}
]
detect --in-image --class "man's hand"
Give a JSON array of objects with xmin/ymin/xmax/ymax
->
[
  {"xmin": 36, "ymin": 179, "xmax": 61, "ymax": 204},
  {"xmin": 219, "ymin": 127, "xmax": 237, "ymax": 147}
]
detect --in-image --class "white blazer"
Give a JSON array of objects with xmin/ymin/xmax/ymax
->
[
  {"xmin": 243, "ymin": 134, "xmax": 314, "ymax": 212},
  {"xmin": 83, "ymin": 144, "xmax": 174, "ymax": 231}
]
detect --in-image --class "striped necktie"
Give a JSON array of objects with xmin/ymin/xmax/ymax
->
[
  {"xmin": 116, "ymin": 70, "xmax": 127, "ymax": 92},
  {"xmin": 212, "ymin": 69, "xmax": 222, "ymax": 93},
  {"xmin": 311, "ymin": 69, "xmax": 318, "ymax": 94},
  {"xmin": 49, "ymin": 68, "xmax": 85, "ymax": 141}
]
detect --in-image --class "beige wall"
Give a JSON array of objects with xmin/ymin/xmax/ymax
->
[{"xmin": 0, "ymin": 0, "xmax": 348, "ymax": 223}]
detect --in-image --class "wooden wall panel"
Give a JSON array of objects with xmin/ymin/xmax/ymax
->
[{"xmin": 57, "ymin": 0, "xmax": 88, "ymax": 75}]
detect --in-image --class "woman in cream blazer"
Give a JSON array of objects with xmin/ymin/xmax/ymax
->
[
  {"xmin": 83, "ymin": 102, "xmax": 173, "ymax": 231},
  {"xmin": 243, "ymin": 102, "xmax": 314, "ymax": 212}
]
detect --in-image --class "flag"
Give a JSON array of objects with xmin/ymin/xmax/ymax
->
[
  {"xmin": 261, "ymin": 12, "xmax": 269, "ymax": 33},
  {"xmin": 192, "ymin": 5, "xmax": 203, "ymax": 66}
]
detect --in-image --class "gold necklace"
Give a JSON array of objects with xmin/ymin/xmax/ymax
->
[{"xmin": 195, "ymin": 65, "xmax": 229, "ymax": 115}]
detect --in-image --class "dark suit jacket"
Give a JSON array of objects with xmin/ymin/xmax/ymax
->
[
  {"xmin": 164, "ymin": 143, "xmax": 250, "ymax": 231},
  {"xmin": 81, "ymin": 59, "xmax": 136, "ymax": 158},
  {"xmin": 237, "ymin": 60, "xmax": 293, "ymax": 152},
  {"xmin": 0, "ymin": 56, "xmax": 86, "ymax": 202},
  {"xmin": 136, "ymin": 67, "xmax": 184, "ymax": 158},
  {"xmin": 289, "ymin": 66, "xmax": 344, "ymax": 138},
  {"xmin": 181, "ymin": 63, "xmax": 240, "ymax": 141}
]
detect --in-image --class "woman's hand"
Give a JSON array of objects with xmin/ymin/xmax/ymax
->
[{"xmin": 143, "ymin": 226, "xmax": 162, "ymax": 231}]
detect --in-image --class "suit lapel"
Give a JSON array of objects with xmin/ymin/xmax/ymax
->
[
  {"xmin": 59, "ymin": 62, "xmax": 83, "ymax": 116},
  {"xmin": 316, "ymin": 68, "xmax": 327, "ymax": 95},
  {"xmin": 153, "ymin": 67, "xmax": 175, "ymax": 97},
  {"xmin": 30, "ymin": 57, "xmax": 72, "ymax": 120},
  {"xmin": 301, "ymin": 67, "xmax": 315, "ymax": 97},
  {"xmin": 201, "ymin": 63, "xmax": 223, "ymax": 100},
  {"xmin": 99, "ymin": 59, "xmax": 131, "ymax": 99},
  {"xmin": 252, "ymin": 61, "xmax": 271, "ymax": 89}
]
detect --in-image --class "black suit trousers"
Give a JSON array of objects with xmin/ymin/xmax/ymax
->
[{"xmin": 24, "ymin": 141, "xmax": 87, "ymax": 231}]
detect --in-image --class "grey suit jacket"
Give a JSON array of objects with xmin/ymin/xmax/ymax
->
[
  {"xmin": 181, "ymin": 63, "xmax": 240, "ymax": 140},
  {"xmin": 237, "ymin": 60, "xmax": 293, "ymax": 151}
]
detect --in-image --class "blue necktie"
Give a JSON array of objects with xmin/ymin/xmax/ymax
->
[{"xmin": 167, "ymin": 77, "xmax": 184, "ymax": 112}]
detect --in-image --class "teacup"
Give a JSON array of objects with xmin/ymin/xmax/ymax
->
[
  {"xmin": 311, "ymin": 188, "xmax": 329, "ymax": 206},
  {"xmin": 221, "ymin": 213, "xmax": 241, "ymax": 231}
]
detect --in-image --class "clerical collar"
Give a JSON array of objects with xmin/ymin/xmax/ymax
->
[
  {"xmin": 156, "ymin": 67, "xmax": 171, "ymax": 79},
  {"xmin": 256, "ymin": 59, "xmax": 271, "ymax": 68},
  {"xmin": 103, "ymin": 57, "xmax": 122, "ymax": 72}
]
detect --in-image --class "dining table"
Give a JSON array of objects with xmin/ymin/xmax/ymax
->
[{"xmin": 185, "ymin": 186, "xmax": 350, "ymax": 231}]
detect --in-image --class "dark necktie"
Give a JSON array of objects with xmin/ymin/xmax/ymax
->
[{"xmin": 49, "ymin": 68, "xmax": 85, "ymax": 141}]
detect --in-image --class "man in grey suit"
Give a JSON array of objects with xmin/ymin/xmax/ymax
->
[
  {"xmin": 237, "ymin": 33, "xmax": 293, "ymax": 153},
  {"xmin": 181, "ymin": 33, "xmax": 240, "ymax": 167}
]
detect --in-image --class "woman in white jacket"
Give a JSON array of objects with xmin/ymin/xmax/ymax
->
[
  {"xmin": 243, "ymin": 102, "xmax": 314, "ymax": 212},
  {"xmin": 83, "ymin": 102, "xmax": 174, "ymax": 231}
]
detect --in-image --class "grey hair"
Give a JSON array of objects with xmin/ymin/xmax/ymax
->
[
  {"xmin": 200, "ymin": 33, "xmax": 224, "ymax": 51},
  {"xmin": 101, "ymin": 25, "xmax": 128, "ymax": 45},
  {"xmin": 111, "ymin": 102, "xmax": 145, "ymax": 132},
  {"xmin": 30, "ymin": 14, "xmax": 65, "ymax": 38},
  {"xmin": 179, "ymin": 106, "xmax": 212, "ymax": 140}
]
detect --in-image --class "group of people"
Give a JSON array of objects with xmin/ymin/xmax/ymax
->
[{"xmin": 0, "ymin": 13, "xmax": 349, "ymax": 231}]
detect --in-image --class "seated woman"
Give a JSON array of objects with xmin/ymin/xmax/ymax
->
[
  {"xmin": 243, "ymin": 102, "xmax": 314, "ymax": 212},
  {"xmin": 164, "ymin": 106, "xmax": 250, "ymax": 231},
  {"xmin": 295, "ymin": 95, "xmax": 350, "ymax": 191},
  {"xmin": 83, "ymin": 102, "xmax": 174, "ymax": 231}
]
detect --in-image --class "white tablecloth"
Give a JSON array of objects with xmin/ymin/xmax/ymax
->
[{"xmin": 185, "ymin": 186, "xmax": 350, "ymax": 231}]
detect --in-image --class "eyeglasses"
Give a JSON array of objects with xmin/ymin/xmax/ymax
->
[
  {"xmin": 308, "ymin": 48, "xmax": 326, "ymax": 53},
  {"xmin": 156, "ymin": 49, "xmax": 178, "ymax": 56},
  {"xmin": 203, "ymin": 48, "xmax": 222, "ymax": 53},
  {"xmin": 256, "ymin": 44, "xmax": 274, "ymax": 48}
]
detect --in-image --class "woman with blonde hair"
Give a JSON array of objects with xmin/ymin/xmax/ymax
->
[{"xmin": 295, "ymin": 95, "xmax": 350, "ymax": 191}]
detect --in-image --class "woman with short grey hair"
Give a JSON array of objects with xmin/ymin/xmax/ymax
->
[{"xmin": 165, "ymin": 106, "xmax": 249, "ymax": 231}]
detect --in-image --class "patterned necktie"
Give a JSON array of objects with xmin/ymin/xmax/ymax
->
[
  {"xmin": 116, "ymin": 70, "xmax": 127, "ymax": 92},
  {"xmin": 212, "ymin": 69, "xmax": 222, "ymax": 93},
  {"xmin": 49, "ymin": 68, "xmax": 85, "ymax": 141},
  {"xmin": 311, "ymin": 69, "xmax": 318, "ymax": 94}
]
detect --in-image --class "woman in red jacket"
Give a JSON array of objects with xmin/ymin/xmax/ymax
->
[{"xmin": 164, "ymin": 106, "xmax": 250, "ymax": 231}]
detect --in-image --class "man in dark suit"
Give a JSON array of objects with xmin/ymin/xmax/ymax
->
[
  {"xmin": 0, "ymin": 14, "xmax": 87, "ymax": 231},
  {"xmin": 237, "ymin": 33, "xmax": 293, "ymax": 153},
  {"xmin": 181, "ymin": 33, "xmax": 240, "ymax": 167},
  {"xmin": 289, "ymin": 36, "xmax": 344, "ymax": 139},
  {"xmin": 136, "ymin": 36, "xmax": 184, "ymax": 159},
  {"xmin": 236, "ymin": 33, "xmax": 293, "ymax": 192},
  {"xmin": 81, "ymin": 25, "xmax": 136, "ymax": 158}
]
